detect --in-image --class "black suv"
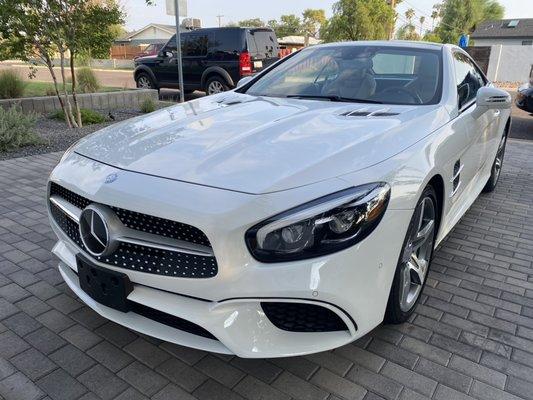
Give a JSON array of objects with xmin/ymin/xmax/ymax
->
[{"xmin": 134, "ymin": 27, "xmax": 279, "ymax": 95}]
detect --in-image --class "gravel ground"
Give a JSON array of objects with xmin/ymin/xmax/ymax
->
[{"xmin": 0, "ymin": 109, "xmax": 143, "ymax": 161}]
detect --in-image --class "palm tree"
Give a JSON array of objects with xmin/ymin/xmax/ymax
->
[
  {"xmin": 419, "ymin": 16, "xmax": 426, "ymax": 36},
  {"xmin": 405, "ymin": 8, "xmax": 416, "ymax": 25},
  {"xmin": 431, "ymin": 10, "xmax": 439, "ymax": 30}
]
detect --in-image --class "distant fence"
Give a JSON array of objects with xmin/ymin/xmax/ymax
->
[
  {"xmin": 111, "ymin": 45, "xmax": 145, "ymax": 60},
  {"xmin": 466, "ymin": 46, "xmax": 491, "ymax": 75}
]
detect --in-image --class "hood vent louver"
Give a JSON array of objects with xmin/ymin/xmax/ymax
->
[{"xmin": 341, "ymin": 109, "xmax": 400, "ymax": 118}]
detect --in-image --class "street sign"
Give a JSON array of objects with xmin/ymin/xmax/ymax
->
[{"xmin": 165, "ymin": 0, "xmax": 187, "ymax": 17}]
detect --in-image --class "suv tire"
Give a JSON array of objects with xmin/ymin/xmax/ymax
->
[
  {"xmin": 205, "ymin": 76, "xmax": 229, "ymax": 95},
  {"xmin": 136, "ymin": 72, "xmax": 156, "ymax": 90}
]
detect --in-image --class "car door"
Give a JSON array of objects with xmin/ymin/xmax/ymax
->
[
  {"xmin": 156, "ymin": 35, "xmax": 179, "ymax": 86},
  {"xmin": 181, "ymin": 32, "xmax": 210, "ymax": 86},
  {"xmin": 460, "ymin": 53, "xmax": 500, "ymax": 171},
  {"xmin": 448, "ymin": 51, "xmax": 487, "ymax": 200}
]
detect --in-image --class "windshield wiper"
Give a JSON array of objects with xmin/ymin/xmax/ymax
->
[{"xmin": 286, "ymin": 95, "xmax": 383, "ymax": 104}]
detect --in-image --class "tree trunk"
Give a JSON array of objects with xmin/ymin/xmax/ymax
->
[
  {"xmin": 59, "ymin": 49, "xmax": 78, "ymax": 128},
  {"xmin": 69, "ymin": 53, "xmax": 83, "ymax": 128},
  {"xmin": 36, "ymin": 45, "xmax": 73, "ymax": 128}
]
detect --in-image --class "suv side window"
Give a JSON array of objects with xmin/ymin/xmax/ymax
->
[
  {"xmin": 162, "ymin": 34, "xmax": 209, "ymax": 57},
  {"xmin": 453, "ymin": 52, "xmax": 486, "ymax": 110},
  {"xmin": 182, "ymin": 34, "xmax": 209, "ymax": 57},
  {"xmin": 163, "ymin": 35, "xmax": 177, "ymax": 53}
]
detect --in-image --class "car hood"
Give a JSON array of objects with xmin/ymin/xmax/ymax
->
[{"xmin": 74, "ymin": 93, "xmax": 449, "ymax": 194}]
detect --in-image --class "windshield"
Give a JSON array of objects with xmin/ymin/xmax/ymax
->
[{"xmin": 245, "ymin": 45, "xmax": 443, "ymax": 105}]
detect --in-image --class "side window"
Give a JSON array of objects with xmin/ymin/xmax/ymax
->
[
  {"xmin": 453, "ymin": 52, "xmax": 485, "ymax": 110},
  {"xmin": 164, "ymin": 35, "xmax": 177, "ymax": 53},
  {"xmin": 182, "ymin": 34, "xmax": 208, "ymax": 57}
]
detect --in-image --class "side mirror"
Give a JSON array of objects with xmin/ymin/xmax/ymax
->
[
  {"xmin": 236, "ymin": 75, "xmax": 254, "ymax": 88},
  {"xmin": 476, "ymin": 86, "xmax": 512, "ymax": 110},
  {"xmin": 158, "ymin": 50, "xmax": 173, "ymax": 58}
]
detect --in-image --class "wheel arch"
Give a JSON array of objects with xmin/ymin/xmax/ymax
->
[
  {"xmin": 426, "ymin": 174, "xmax": 445, "ymax": 239},
  {"xmin": 201, "ymin": 67, "xmax": 234, "ymax": 90},
  {"xmin": 134, "ymin": 66, "xmax": 157, "ymax": 86}
]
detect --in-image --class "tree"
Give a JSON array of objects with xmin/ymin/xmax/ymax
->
[
  {"xmin": 435, "ymin": 0, "xmax": 504, "ymax": 44},
  {"xmin": 321, "ymin": 0, "xmax": 395, "ymax": 42},
  {"xmin": 431, "ymin": 10, "xmax": 439, "ymax": 30},
  {"xmin": 301, "ymin": 9, "xmax": 326, "ymax": 45},
  {"xmin": 237, "ymin": 18, "xmax": 266, "ymax": 28},
  {"xmin": 271, "ymin": 14, "xmax": 302, "ymax": 38},
  {"xmin": 419, "ymin": 16, "xmax": 426, "ymax": 36},
  {"xmin": 396, "ymin": 23, "xmax": 420, "ymax": 41},
  {"xmin": 405, "ymin": 8, "xmax": 416, "ymax": 24},
  {"xmin": 0, "ymin": 0, "xmax": 123, "ymax": 128}
]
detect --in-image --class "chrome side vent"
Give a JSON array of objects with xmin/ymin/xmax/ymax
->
[{"xmin": 450, "ymin": 159, "xmax": 463, "ymax": 197}]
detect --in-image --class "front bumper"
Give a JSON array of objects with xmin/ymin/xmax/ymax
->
[{"xmin": 48, "ymin": 152, "xmax": 412, "ymax": 357}]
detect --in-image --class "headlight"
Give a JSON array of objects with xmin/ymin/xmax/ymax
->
[{"xmin": 245, "ymin": 183, "xmax": 391, "ymax": 263}]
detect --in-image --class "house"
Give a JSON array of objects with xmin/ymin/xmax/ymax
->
[
  {"xmin": 278, "ymin": 36, "xmax": 321, "ymax": 57},
  {"xmin": 471, "ymin": 18, "xmax": 533, "ymax": 46},
  {"xmin": 115, "ymin": 23, "xmax": 178, "ymax": 46}
]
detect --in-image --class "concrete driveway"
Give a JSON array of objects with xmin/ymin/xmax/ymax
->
[{"xmin": 0, "ymin": 108, "xmax": 532, "ymax": 400}]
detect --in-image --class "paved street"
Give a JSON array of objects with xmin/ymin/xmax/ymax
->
[{"xmin": 0, "ymin": 118, "xmax": 533, "ymax": 399}]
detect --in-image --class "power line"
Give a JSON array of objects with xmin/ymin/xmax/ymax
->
[{"xmin": 401, "ymin": 0, "xmax": 458, "ymax": 31}]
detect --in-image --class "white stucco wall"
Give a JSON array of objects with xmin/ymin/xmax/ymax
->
[
  {"xmin": 486, "ymin": 45, "xmax": 533, "ymax": 82},
  {"xmin": 132, "ymin": 27, "xmax": 173, "ymax": 41}
]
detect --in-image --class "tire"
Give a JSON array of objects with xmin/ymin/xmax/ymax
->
[
  {"xmin": 205, "ymin": 76, "xmax": 229, "ymax": 95},
  {"xmin": 482, "ymin": 132, "xmax": 507, "ymax": 193},
  {"xmin": 385, "ymin": 185, "xmax": 438, "ymax": 324},
  {"xmin": 136, "ymin": 72, "xmax": 156, "ymax": 90}
]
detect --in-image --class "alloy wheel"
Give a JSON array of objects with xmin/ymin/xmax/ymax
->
[
  {"xmin": 398, "ymin": 196, "xmax": 436, "ymax": 312},
  {"xmin": 493, "ymin": 135, "xmax": 506, "ymax": 182},
  {"xmin": 207, "ymin": 80, "xmax": 224, "ymax": 95},
  {"xmin": 137, "ymin": 76, "xmax": 152, "ymax": 89}
]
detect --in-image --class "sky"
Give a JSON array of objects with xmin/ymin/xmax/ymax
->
[{"xmin": 123, "ymin": 0, "xmax": 533, "ymax": 32}]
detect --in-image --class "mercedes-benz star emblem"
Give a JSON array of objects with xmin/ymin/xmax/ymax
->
[{"xmin": 79, "ymin": 205, "xmax": 118, "ymax": 257}]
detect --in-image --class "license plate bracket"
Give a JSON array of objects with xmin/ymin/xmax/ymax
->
[{"xmin": 77, "ymin": 255, "xmax": 133, "ymax": 312}]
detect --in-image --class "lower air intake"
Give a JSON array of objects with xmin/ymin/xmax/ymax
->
[{"xmin": 261, "ymin": 302, "xmax": 349, "ymax": 333}]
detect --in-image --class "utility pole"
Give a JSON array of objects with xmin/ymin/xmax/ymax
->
[
  {"xmin": 216, "ymin": 15, "xmax": 224, "ymax": 27},
  {"xmin": 174, "ymin": 0, "xmax": 185, "ymax": 103},
  {"xmin": 389, "ymin": 0, "xmax": 396, "ymax": 40}
]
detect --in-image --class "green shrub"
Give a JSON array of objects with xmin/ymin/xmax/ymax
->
[
  {"xmin": 53, "ymin": 108, "xmax": 105, "ymax": 125},
  {"xmin": 140, "ymin": 97, "xmax": 156, "ymax": 113},
  {"xmin": 0, "ymin": 105, "xmax": 40, "ymax": 152},
  {"xmin": 76, "ymin": 67, "xmax": 100, "ymax": 93},
  {"xmin": 0, "ymin": 70, "xmax": 26, "ymax": 99},
  {"xmin": 45, "ymin": 86, "xmax": 57, "ymax": 97}
]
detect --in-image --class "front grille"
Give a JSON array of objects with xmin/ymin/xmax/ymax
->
[
  {"xmin": 261, "ymin": 302, "xmax": 349, "ymax": 332},
  {"xmin": 49, "ymin": 183, "xmax": 218, "ymax": 278}
]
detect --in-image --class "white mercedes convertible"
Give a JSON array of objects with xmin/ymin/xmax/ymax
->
[{"xmin": 47, "ymin": 41, "xmax": 512, "ymax": 358}]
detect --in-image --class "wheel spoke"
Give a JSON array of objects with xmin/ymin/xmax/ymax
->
[
  {"xmin": 409, "ymin": 254, "xmax": 426, "ymax": 284},
  {"xmin": 400, "ymin": 266, "xmax": 411, "ymax": 309},
  {"xmin": 411, "ymin": 219, "xmax": 434, "ymax": 250}
]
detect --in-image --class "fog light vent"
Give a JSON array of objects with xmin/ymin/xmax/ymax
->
[{"xmin": 261, "ymin": 302, "xmax": 350, "ymax": 332}]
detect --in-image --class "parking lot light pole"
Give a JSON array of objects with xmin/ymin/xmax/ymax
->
[{"xmin": 174, "ymin": 0, "xmax": 185, "ymax": 103}]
